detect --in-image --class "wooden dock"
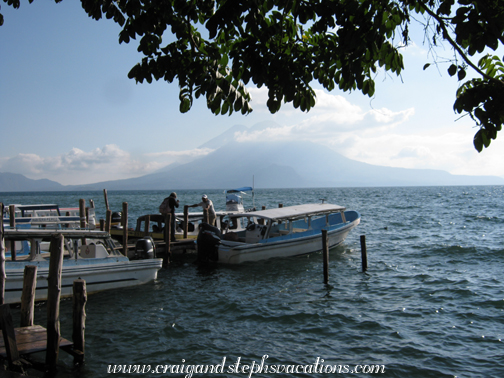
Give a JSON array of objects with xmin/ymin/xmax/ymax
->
[{"xmin": 0, "ymin": 324, "xmax": 73, "ymax": 357}]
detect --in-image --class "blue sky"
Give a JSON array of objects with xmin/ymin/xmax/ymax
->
[{"xmin": 1, "ymin": 1, "xmax": 503, "ymax": 185}]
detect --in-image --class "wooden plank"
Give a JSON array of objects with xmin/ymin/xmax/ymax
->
[{"xmin": 0, "ymin": 325, "xmax": 72, "ymax": 357}]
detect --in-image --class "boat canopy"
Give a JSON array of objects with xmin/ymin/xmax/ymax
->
[
  {"xmin": 3, "ymin": 229, "xmax": 110, "ymax": 240},
  {"xmin": 6, "ymin": 204, "xmax": 63, "ymax": 216},
  {"xmin": 232, "ymin": 203, "xmax": 346, "ymax": 221},
  {"xmin": 224, "ymin": 187, "xmax": 253, "ymax": 194}
]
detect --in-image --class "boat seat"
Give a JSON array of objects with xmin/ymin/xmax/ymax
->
[{"xmin": 292, "ymin": 228, "xmax": 307, "ymax": 233}]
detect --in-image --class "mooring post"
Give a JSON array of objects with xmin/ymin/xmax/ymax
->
[
  {"xmin": 122, "ymin": 202, "xmax": 128, "ymax": 256},
  {"xmin": 99, "ymin": 219, "xmax": 105, "ymax": 231},
  {"xmin": 0, "ymin": 202, "xmax": 5, "ymax": 305},
  {"xmin": 144, "ymin": 215, "xmax": 151, "ymax": 237},
  {"xmin": 163, "ymin": 214, "xmax": 171, "ymax": 268},
  {"xmin": 46, "ymin": 233, "xmax": 64, "ymax": 370},
  {"xmin": 105, "ymin": 209, "xmax": 112, "ymax": 233},
  {"xmin": 278, "ymin": 203, "xmax": 283, "ymax": 208},
  {"xmin": 103, "ymin": 189, "xmax": 110, "ymax": 211},
  {"xmin": 20, "ymin": 265, "xmax": 37, "ymax": 327},
  {"xmin": 322, "ymin": 229, "xmax": 329, "ymax": 284},
  {"xmin": 9, "ymin": 205, "xmax": 16, "ymax": 261},
  {"xmin": 203, "ymin": 208, "xmax": 209, "ymax": 224},
  {"xmin": 360, "ymin": 235, "xmax": 367, "ymax": 272},
  {"xmin": 72, "ymin": 279, "xmax": 86, "ymax": 365},
  {"xmin": 79, "ymin": 199, "xmax": 86, "ymax": 229},
  {"xmin": 183, "ymin": 206, "xmax": 189, "ymax": 239}
]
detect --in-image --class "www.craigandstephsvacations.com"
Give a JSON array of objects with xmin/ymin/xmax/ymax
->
[{"xmin": 107, "ymin": 356, "xmax": 386, "ymax": 376}]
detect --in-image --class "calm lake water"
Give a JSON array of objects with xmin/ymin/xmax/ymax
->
[{"xmin": 1, "ymin": 186, "xmax": 503, "ymax": 378}]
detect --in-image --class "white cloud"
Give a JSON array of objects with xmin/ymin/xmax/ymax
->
[{"xmin": 0, "ymin": 145, "xmax": 164, "ymax": 185}]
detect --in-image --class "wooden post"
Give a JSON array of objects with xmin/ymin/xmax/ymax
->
[
  {"xmin": 99, "ymin": 219, "xmax": 105, "ymax": 231},
  {"xmin": 183, "ymin": 206, "xmax": 189, "ymax": 239},
  {"xmin": 103, "ymin": 189, "xmax": 110, "ymax": 211},
  {"xmin": 79, "ymin": 199, "xmax": 86, "ymax": 229},
  {"xmin": 322, "ymin": 229, "xmax": 329, "ymax": 284},
  {"xmin": 105, "ymin": 209, "xmax": 112, "ymax": 233},
  {"xmin": 9, "ymin": 205, "xmax": 16, "ymax": 261},
  {"xmin": 46, "ymin": 233, "xmax": 64, "ymax": 370},
  {"xmin": 72, "ymin": 279, "xmax": 86, "ymax": 365},
  {"xmin": 20, "ymin": 265, "xmax": 37, "ymax": 327},
  {"xmin": 278, "ymin": 204, "xmax": 283, "ymax": 208},
  {"xmin": 0, "ymin": 202, "xmax": 5, "ymax": 305},
  {"xmin": 163, "ymin": 214, "xmax": 171, "ymax": 268},
  {"xmin": 360, "ymin": 235, "xmax": 368, "ymax": 272},
  {"xmin": 262, "ymin": 206, "xmax": 266, "ymax": 210},
  {"xmin": 144, "ymin": 215, "xmax": 151, "ymax": 237},
  {"xmin": 122, "ymin": 202, "xmax": 128, "ymax": 256},
  {"xmin": 203, "ymin": 208, "xmax": 209, "ymax": 224},
  {"xmin": 0, "ymin": 304, "xmax": 22, "ymax": 372}
]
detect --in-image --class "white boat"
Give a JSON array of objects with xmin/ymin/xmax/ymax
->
[
  {"xmin": 224, "ymin": 186, "xmax": 256, "ymax": 213},
  {"xmin": 2, "ymin": 228, "xmax": 163, "ymax": 304},
  {"xmin": 197, "ymin": 203, "xmax": 361, "ymax": 264}
]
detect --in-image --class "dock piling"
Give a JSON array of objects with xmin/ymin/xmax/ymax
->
[
  {"xmin": 122, "ymin": 202, "xmax": 128, "ymax": 256},
  {"xmin": 46, "ymin": 234, "xmax": 64, "ymax": 370},
  {"xmin": 72, "ymin": 279, "xmax": 86, "ymax": 365},
  {"xmin": 20, "ymin": 266, "xmax": 37, "ymax": 327},
  {"xmin": 0, "ymin": 202, "xmax": 5, "ymax": 305},
  {"xmin": 9, "ymin": 205, "xmax": 16, "ymax": 261},
  {"xmin": 322, "ymin": 229, "xmax": 329, "ymax": 284},
  {"xmin": 183, "ymin": 206, "xmax": 189, "ymax": 239},
  {"xmin": 103, "ymin": 189, "xmax": 110, "ymax": 211},
  {"xmin": 360, "ymin": 235, "xmax": 368, "ymax": 272},
  {"xmin": 163, "ymin": 214, "xmax": 171, "ymax": 267}
]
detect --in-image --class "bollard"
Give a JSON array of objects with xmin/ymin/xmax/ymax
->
[
  {"xmin": 322, "ymin": 229, "xmax": 329, "ymax": 284},
  {"xmin": 360, "ymin": 235, "xmax": 367, "ymax": 272}
]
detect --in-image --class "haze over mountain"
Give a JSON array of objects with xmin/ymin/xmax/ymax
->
[{"xmin": 1, "ymin": 121, "xmax": 503, "ymax": 191}]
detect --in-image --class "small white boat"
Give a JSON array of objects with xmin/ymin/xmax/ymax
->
[
  {"xmin": 197, "ymin": 203, "xmax": 361, "ymax": 264},
  {"xmin": 2, "ymin": 228, "xmax": 163, "ymax": 304}
]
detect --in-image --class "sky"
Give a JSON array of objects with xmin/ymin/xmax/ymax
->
[{"xmin": 1, "ymin": 1, "xmax": 503, "ymax": 186}]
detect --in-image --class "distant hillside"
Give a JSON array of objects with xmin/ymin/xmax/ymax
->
[
  {"xmin": 66, "ymin": 140, "xmax": 504, "ymax": 190},
  {"xmin": 2, "ymin": 121, "xmax": 503, "ymax": 192},
  {"xmin": 0, "ymin": 172, "xmax": 65, "ymax": 192}
]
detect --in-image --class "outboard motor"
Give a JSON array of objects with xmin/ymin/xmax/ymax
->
[
  {"xmin": 133, "ymin": 237, "xmax": 156, "ymax": 260},
  {"xmin": 111, "ymin": 211, "xmax": 123, "ymax": 229},
  {"xmin": 197, "ymin": 223, "xmax": 221, "ymax": 262}
]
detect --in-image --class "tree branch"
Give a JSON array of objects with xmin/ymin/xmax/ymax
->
[{"xmin": 420, "ymin": 3, "xmax": 504, "ymax": 86}]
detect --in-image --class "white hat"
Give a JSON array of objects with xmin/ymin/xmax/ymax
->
[{"xmin": 202, "ymin": 194, "xmax": 208, "ymax": 199}]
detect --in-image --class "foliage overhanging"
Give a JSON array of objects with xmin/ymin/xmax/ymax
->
[{"xmin": 2, "ymin": 0, "xmax": 503, "ymax": 151}]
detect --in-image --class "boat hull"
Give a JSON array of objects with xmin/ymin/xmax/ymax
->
[
  {"xmin": 4, "ymin": 257, "xmax": 163, "ymax": 304},
  {"xmin": 218, "ymin": 212, "xmax": 360, "ymax": 264}
]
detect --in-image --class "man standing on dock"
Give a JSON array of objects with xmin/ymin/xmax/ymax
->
[
  {"xmin": 189, "ymin": 194, "xmax": 216, "ymax": 226},
  {"xmin": 159, "ymin": 192, "xmax": 179, "ymax": 242}
]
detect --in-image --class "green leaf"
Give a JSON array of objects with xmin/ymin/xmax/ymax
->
[{"xmin": 448, "ymin": 64, "xmax": 457, "ymax": 76}]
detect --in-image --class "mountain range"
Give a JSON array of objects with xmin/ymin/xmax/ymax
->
[{"xmin": 1, "ymin": 121, "xmax": 503, "ymax": 191}]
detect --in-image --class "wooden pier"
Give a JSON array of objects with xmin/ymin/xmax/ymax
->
[{"xmin": 0, "ymin": 215, "xmax": 86, "ymax": 375}]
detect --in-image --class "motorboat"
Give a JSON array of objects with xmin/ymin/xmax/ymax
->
[
  {"xmin": 197, "ymin": 203, "xmax": 361, "ymax": 264},
  {"xmin": 1, "ymin": 228, "xmax": 163, "ymax": 304}
]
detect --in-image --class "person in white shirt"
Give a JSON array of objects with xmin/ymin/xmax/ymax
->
[{"xmin": 189, "ymin": 194, "xmax": 216, "ymax": 226}]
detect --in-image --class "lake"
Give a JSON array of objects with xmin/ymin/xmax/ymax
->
[{"xmin": 1, "ymin": 186, "xmax": 503, "ymax": 377}]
